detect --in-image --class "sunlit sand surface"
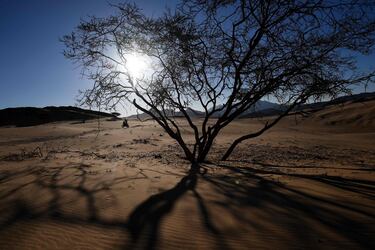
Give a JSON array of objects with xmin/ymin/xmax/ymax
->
[{"xmin": 1, "ymin": 100, "xmax": 374, "ymax": 249}]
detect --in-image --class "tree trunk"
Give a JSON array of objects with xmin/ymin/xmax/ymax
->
[{"xmin": 197, "ymin": 136, "xmax": 214, "ymax": 163}]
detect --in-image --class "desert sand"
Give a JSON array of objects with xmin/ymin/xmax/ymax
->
[{"xmin": 0, "ymin": 101, "xmax": 374, "ymax": 249}]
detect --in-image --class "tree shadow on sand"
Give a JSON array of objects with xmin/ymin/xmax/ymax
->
[
  {"xmin": 0, "ymin": 160, "xmax": 374, "ymax": 249},
  {"xmin": 201, "ymin": 162, "xmax": 375, "ymax": 249},
  {"xmin": 125, "ymin": 166, "xmax": 198, "ymax": 249},
  {"xmin": 0, "ymin": 162, "xmax": 206, "ymax": 249}
]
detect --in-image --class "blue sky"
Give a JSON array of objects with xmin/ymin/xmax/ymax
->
[
  {"xmin": 0, "ymin": 0, "xmax": 176, "ymax": 113},
  {"xmin": 0, "ymin": 0, "xmax": 374, "ymax": 115}
]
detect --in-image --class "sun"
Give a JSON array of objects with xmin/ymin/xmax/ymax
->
[{"xmin": 125, "ymin": 53, "xmax": 149, "ymax": 79}]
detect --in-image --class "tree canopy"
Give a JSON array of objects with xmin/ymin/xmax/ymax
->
[{"xmin": 62, "ymin": 0, "xmax": 375, "ymax": 164}]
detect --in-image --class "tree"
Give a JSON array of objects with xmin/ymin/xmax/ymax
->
[{"xmin": 62, "ymin": 0, "xmax": 375, "ymax": 166}]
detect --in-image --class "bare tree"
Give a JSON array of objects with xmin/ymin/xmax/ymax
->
[{"xmin": 62, "ymin": 0, "xmax": 375, "ymax": 166}]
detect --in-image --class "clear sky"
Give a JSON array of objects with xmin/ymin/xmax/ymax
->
[
  {"xmin": 0, "ymin": 0, "xmax": 177, "ymax": 114},
  {"xmin": 0, "ymin": 0, "xmax": 374, "ymax": 115}
]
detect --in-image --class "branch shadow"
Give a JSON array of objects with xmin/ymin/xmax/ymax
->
[
  {"xmin": 125, "ymin": 166, "xmax": 198, "ymax": 249},
  {"xmin": 0, "ymin": 162, "xmax": 220, "ymax": 249},
  {"xmin": 200, "ymin": 162, "xmax": 375, "ymax": 249},
  {"xmin": 1, "ymin": 160, "xmax": 374, "ymax": 249}
]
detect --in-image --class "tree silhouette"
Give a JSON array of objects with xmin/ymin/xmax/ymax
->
[{"xmin": 62, "ymin": 0, "xmax": 375, "ymax": 165}]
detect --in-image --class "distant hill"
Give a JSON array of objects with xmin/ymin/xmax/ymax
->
[
  {"xmin": 127, "ymin": 107, "xmax": 205, "ymax": 120},
  {"xmin": 290, "ymin": 92, "xmax": 375, "ymax": 131},
  {"xmin": 295, "ymin": 92, "xmax": 375, "ymax": 112},
  {"xmin": 127, "ymin": 100, "xmax": 282, "ymax": 119},
  {"xmin": 126, "ymin": 92, "xmax": 375, "ymax": 120},
  {"xmin": 240, "ymin": 92, "xmax": 375, "ymax": 118},
  {"xmin": 210, "ymin": 100, "xmax": 284, "ymax": 118},
  {"xmin": 241, "ymin": 92, "xmax": 375, "ymax": 118},
  {"xmin": 0, "ymin": 106, "xmax": 115, "ymax": 127},
  {"xmin": 303, "ymin": 99, "xmax": 375, "ymax": 130}
]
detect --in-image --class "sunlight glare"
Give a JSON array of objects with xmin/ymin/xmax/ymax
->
[{"xmin": 125, "ymin": 53, "xmax": 149, "ymax": 79}]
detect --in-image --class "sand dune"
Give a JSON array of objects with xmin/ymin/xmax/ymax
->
[
  {"xmin": 0, "ymin": 106, "xmax": 115, "ymax": 127},
  {"xmin": 308, "ymin": 100, "xmax": 375, "ymax": 129},
  {"xmin": 0, "ymin": 101, "xmax": 374, "ymax": 249}
]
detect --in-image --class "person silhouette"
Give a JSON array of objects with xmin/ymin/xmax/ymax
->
[{"xmin": 122, "ymin": 118, "xmax": 129, "ymax": 128}]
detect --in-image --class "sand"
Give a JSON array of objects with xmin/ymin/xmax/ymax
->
[{"xmin": 0, "ymin": 101, "xmax": 374, "ymax": 249}]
